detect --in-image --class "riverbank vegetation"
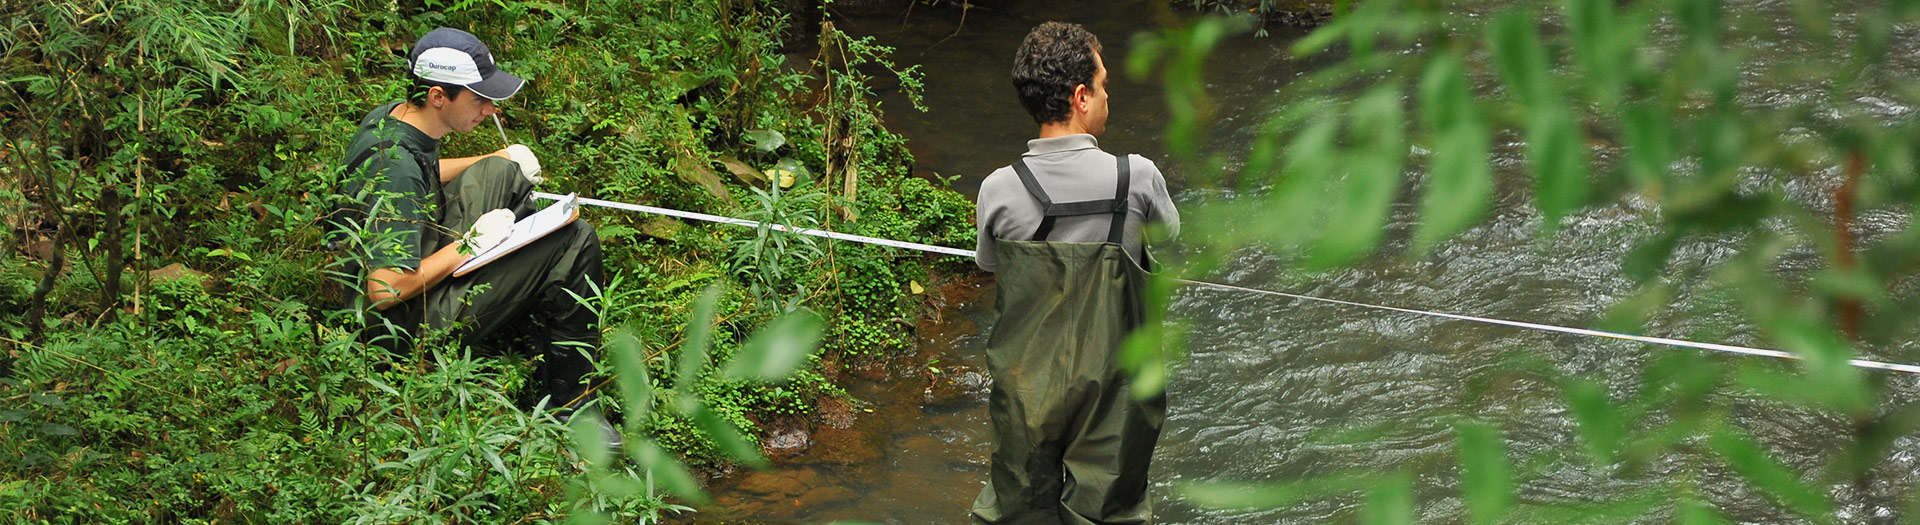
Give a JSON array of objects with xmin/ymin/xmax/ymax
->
[
  {"xmin": 0, "ymin": 0, "xmax": 972, "ymax": 521},
  {"xmin": 1136, "ymin": 0, "xmax": 1920, "ymax": 521}
]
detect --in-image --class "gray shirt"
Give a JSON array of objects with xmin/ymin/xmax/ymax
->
[{"xmin": 975, "ymin": 134, "xmax": 1180, "ymax": 272}]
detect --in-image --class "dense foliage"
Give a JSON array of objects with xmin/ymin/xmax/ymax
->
[
  {"xmin": 1131, "ymin": 0, "xmax": 1920, "ymax": 522},
  {"xmin": 0, "ymin": 0, "xmax": 972, "ymax": 522}
]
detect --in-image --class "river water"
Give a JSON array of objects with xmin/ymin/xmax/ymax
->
[{"xmin": 698, "ymin": 1, "xmax": 1920, "ymax": 523}]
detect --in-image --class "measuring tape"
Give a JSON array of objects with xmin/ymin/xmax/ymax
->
[
  {"xmin": 536, "ymin": 191, "xmax": 1920, "ymax": 375},
  {"xmin": 536, "ymin": 192, "xmax": 976, "ymax": 257}
]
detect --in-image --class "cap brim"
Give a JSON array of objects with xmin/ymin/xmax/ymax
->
[{"xmin": 468, "ymin": 72, "xmax": 526, "ymax": 101}]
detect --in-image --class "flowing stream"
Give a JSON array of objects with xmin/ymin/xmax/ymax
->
[{"xmin": 696, "ymin": 1, "xmax": 1920, "ymax": 522}]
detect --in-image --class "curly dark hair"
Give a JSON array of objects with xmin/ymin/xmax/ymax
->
[
  {"xmin": 1012, "ymin": 22, "xmax": 1102, "ymax": 125},
  {"xmin": 405, "ymin": 75, "xmax": 469, "ymax": 108}
]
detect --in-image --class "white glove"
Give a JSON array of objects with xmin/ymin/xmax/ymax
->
[
  {"xmin": 504, "ymin": 144, "xmax": 544, "ymax": 185},
  {"xmin": 462, "ymin": 208, "xmax": 516, "ymax": 255}
]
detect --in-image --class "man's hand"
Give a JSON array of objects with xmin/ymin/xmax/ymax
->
[
  {"xmin": 461, "ymin": 208, "xmax": 516, "ymax": 255},
  {"xmin": 504, "ymin": 144, "xmax": 544, "ymax": 185}
]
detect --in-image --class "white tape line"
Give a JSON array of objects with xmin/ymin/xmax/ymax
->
[
  {"xmin": 1186, "ymin": 280, "xmax": 1920, "ymax": 374},
  {"xmin": 542, "ymin": 191, "xmax": 1920, "ymax": 374},
  {"xmin": 532, "ymin": 191, "xmax": 978, "ymax": 257}
]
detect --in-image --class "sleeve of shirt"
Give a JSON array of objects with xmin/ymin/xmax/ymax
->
[
  {"xmin": 1135, "ymin": 155, "xmax": 1179, "ymax": 241},
  {"xmin": 974, "ymin": 167, "xmax": 1017, "ymax": 273},
  {"xmin": 975, "ymin": 195, "xmax": 999, "ymax": 273}
]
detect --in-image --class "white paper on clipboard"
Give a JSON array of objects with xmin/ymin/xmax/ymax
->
[{"xmin": 453, "ymin": 193, "xmax": 579, "ymax": 277}]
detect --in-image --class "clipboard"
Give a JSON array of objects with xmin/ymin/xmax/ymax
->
[{"xmin": 453, "ymin": 193, "xmax": 580, "ymax": 277}]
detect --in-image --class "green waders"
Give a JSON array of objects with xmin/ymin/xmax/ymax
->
[
  {"xmin": 972, "ymin": 156, "xmax": 1166, "ymax": 525},
  {"xmin": 424, "ymin": 156, "xmax": 605, "ymax": 408}
]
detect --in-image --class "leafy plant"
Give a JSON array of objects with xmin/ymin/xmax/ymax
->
[{"xmin": 727, "ymin": 164, "xmax": 828, "ymax": 313}]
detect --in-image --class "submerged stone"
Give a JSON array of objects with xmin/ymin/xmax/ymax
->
[
  {"xmin": 922, "ymin": 365, "xmax": 991, "ymax": 408},
  {"xmin": 763, "ymin": 427, "xmax": 812, "ymax": 459}
]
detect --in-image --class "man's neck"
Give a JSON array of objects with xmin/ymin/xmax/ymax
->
[
  {"xmin": 390, "ymin": 103, "xmax": 450, "ymax": 140},
  {"xmin": 1037, "ymin": 120, "xmax": 1091, "ymax": 139}
]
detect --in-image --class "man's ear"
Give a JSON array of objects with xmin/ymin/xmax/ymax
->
[
  {"xmin": 428, "ymin": 86, "xmax": 446, "ymax": 109},
  {"xmin": 1071, "ymin": 83, "xmax": 1089, "ymax": 113}
]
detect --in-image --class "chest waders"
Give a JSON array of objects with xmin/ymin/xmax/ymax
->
[{"xmin": 972, "ymin": 156, "xmax": 1166, "ymax": 525}]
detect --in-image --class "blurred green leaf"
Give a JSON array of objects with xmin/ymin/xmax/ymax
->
[
  {"xmin": 1361, "ymin": 472, "xmax": 1415, "ymax": 525},
  {"xmin": 569, "ymin": 412, "xmax": 612, "ymax": 473},
  {"xmin": 563, "ymin": 510, "xmax": 610, "ymax": 525},
  {"xmin": 1414, "ymin": 122, "xmax": 1492, "ymax": 256},
  {"xmin": 1623, "ymin": 230, "xmax": 1680, "ymax": 282},
  {"xmin": 1178, "ymin": 473, "xmax": 1376, "ymax": 510},
  {"xmin": 1765, "ymin": 320, "xmax": 1868, "ymax": 413},
  {"xmin": 1563, "ymin": 378, "xmax": 1623, "ymax": 464},
  {"xmin": 608, "ymin": 329, "xmax": 653, "ymax": 435},
  {"xmin": 1597, "ymin": 281, "xmax": 1674, "ymax": 334},
  {"xmin": 1506, "ymin": 491, "xmax": 1666, "ymax": 523},
  {"xmin": 1455, "ymin": 420, "xmax": 1512, "ymax": 525},
  {"xmin": 1673, "ymin": 0, "xmax": 1723, "ymax": 44},
  {"xmin": 1126, "ymin": 31, "xmax": 1165, "ymax": 81},
  {"xmin": 1310, "ymin": 85, "xmax": 1403, "ymax": 268},
  {"xmin": 1853, "ymin": 8, "xmax": 1892, "ymax": 68},
  {"xmin": 674, "ymin": 285, "xmax": 721, "ymax": 394},
  {"xmin": 1271, "ymin": 114, "xmax": 1340, "ymax": 249},
  {"xmin": 743, "ymin": 129, "xmax": 785, "ymax": 153},
  {"xmin": 1488, "ymin": 11, "xmax": 1550, "ymax": 106},
  {"xmin": 1527, "ymin": 108, "xmax": 1590, "ymax": 234},
  {"xmin": 1833, "ymin": 401, "xmax": 1920, "ymax": 478},
  {"xmin": 628, "ymin": 438, "xmax": 706, "ymax": 504},
  {"xmin": 29, "ymin": 391, "xmax": 64, "ymax": 408},
  {"xmin": 1563, "ymin": 0, "xmax": 1614, "ymax": 68},
  {"xmin": 1291, "ymin": 16, "xmax": 1350, "ymax": 57},
  {"xmin": 1621, "ymin": 102, "xmax": 1676, "ymax": 189},
  {"xmin": 722, "ymin": 310, "xmax": 824, "ymax": 381},
  {"xmin": 1121, "ymin": 320, "xmax": 1176, "ymax": 401},
  {"xmin": 1677, "ymin": 496, "xmax": 1733, "ymax": 525},
  {"xmin": 1238, "ymin": 108, "xmax": 1297, "ymax": 192},
  {"xmin": 687, "ymin": 402, "xmax": 768, "ymax": 469},
  {"xmin": 1418, "ymin": 53, "xmax": 1471, "ymax": 132},
  {"xmin": 1708, "ymin": 427, "xmax": 1833, "ymax": 520},
  {"xmin": 37, "ymin": 422, "xmax": 76, "ymax": 436}
]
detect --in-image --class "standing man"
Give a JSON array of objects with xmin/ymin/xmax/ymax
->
[
  {"xmin": 332, "ymin": 27, "xmax": 607, "ymax": 425},
  {"xmin": 972, "ymin": 22, "xmax": 1180, "ymax": 524}
]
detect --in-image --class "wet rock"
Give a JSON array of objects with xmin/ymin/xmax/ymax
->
[
  {"xmin": 894, "ymin": 433, "xmax": 944, "ymax": 455},
  {"xmin": 816, "ymin": 396, "xmax": 858, "ymax": 430},
  {"xmin": 922, "ymin": 365, "xmax": 991, "ymax": 408},
  {"xmin": 810, "ymin": 425, "xmax": 885, "ymax": 466},
  {"xmin": 26, "ymin": 238, "xmax": 54, "ymax": 261},
  {"xmin": 718, "ymin": 156, "xmax": 769, "ymax": 187},
  {"xmin": 736, "ymin": 468, "xmax": 817, "ymax": 497},
  {"xmin": 763, "ymin": 427, "xmax": 812, "ymax": 459},
  {"xmin": 797, "ymin": 485, "xmax": 858, "ymax": 506},
  {"xmin": 638, "ymin": 218, "xmax": 683, "ymax": 241},
  {"xmin": 673, "ymin": 146, "xmax": 730, "ymax": 200},
  {"xmin": 849, "ymin": 358, "xmax": 890, "ymax": 382},
  {"xmin": 149, "ymin": 263, "xmax": 212, "ymax": 292}
]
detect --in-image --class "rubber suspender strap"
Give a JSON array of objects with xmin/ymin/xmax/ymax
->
[
  {"xmin": 1011, "ymin": 157, "xmax": 1132, "ymax": 242},
  {"xmin": 1109, "ymin": 155, "xmax": 1130, "ymax": 245}
]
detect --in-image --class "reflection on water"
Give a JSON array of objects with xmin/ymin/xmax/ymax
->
[{"xmin": 701, "ymin": 1, "xmax": 1920, "ymax": 523}]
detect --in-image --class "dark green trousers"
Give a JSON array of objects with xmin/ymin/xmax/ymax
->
[
  {"xmin": 426, "ymin": 157, "xmax": 606, "ymax": 409},
  {"xmin": 972, "ymin": 241, "xmax": 1165, "ymax": 525}
]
